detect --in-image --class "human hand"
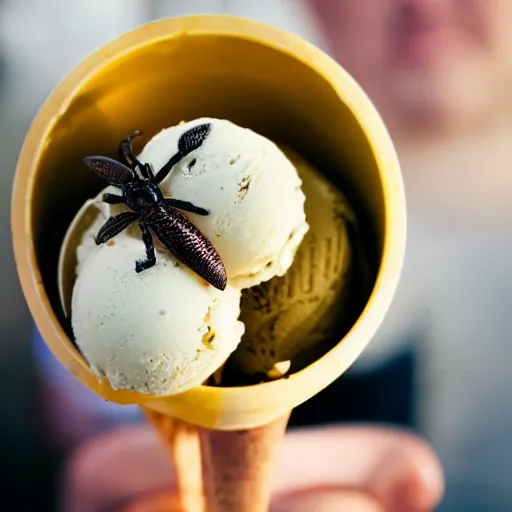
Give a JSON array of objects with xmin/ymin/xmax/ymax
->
[{"xmin": 61, "ymin": 423, "xmax": 443, "ymax": 512}]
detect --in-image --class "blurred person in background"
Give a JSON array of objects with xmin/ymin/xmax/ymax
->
[
  {"xmin": 5, "ymin": 0, "xmax": 512, "ymax": 510},
  {"xmin": 65, "ymin": 1, "xmax": 512, "ymax": 510},
  {"xmin": 305, "ymin": 0, "xmax": 512, "ymax": 510}
]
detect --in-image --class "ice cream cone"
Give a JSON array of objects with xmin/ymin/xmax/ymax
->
[
  {"xmin": 144, "ymin": 409, "xmax": 205, "ymax": 512},
  {"xmin": 132, "ymin": 410, "xmax": 289, "ymax": 512},
  {"xmin": 12, "ymin": 14, "xmax": 406, "ymax": 512},
  {"xmin": 199, "ymin": 412, "xmax": 290, "ymax": 512}
]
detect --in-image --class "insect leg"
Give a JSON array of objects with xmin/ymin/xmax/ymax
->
[
  {"xmin": 95, "ymin": 211, "xmax": 139, "ymax": 244},
  {"xmin": 135, "ymin": 221, "xmax": 157, "ymax": 273},
  {"xmin": 102, "ymin": 193, "xmax": 124, "ymax": 204},
  {"xmin": 118, "ymin": 130, "xmax": 143, "ymax": 169},
  {"xmin": 163, "ymin": 198, "xmax": 209, "ymax": 216},
  {"xmin": 141, "ymin": 163, "xmax": 154, "ymax": 180},
  {"xmin": 154, "ymin": 123, "xmax": 211, "ymax": 184},
  {"xmin": 154, "ymin": 151, "xmax": 183, "ymax": 184},
  {"xmin": 177, "ymin": 123, "xmax": 211, "ymax": 155}
]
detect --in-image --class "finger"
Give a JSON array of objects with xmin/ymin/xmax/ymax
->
[
  {"xmin": 273, "ymin": 426, "xmax": 444, "ymax": 512},
  {"xmin": 271, "ymin": 489, "xmax": 384, "ymax": 512},
  {"xmin": 61, "ymin": 425, "xmax": 175, "ymax": 512},
  {"xmin": 121, "ymin": 489, "xmax": 383, "ymax": 512},
  {"xmin": 118, "ymin": 491, "xmax": 181, "ymax": 512},
  {"xmin": 62, "ymin": 424, "xmax": 444, "ymax": 512}
]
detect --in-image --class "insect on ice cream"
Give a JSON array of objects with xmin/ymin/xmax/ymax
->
[{"xmin": 83, "ymin": 123, "xmax": 228, "ymax": 290}]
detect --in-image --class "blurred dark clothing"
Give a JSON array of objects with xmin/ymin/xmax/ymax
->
[{"xmin": 290, "ymin": 347, "xmax": 417, "ymax": 428}]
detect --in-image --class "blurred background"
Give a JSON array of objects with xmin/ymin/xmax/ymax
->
[{"xmin": 2, "ymin": 1, "xmax": 512, "ymax": 510}]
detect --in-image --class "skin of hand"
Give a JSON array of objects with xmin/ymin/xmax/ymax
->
[{"xmin": 61, "ymin": 424, "xmax": 444, "ymax": 512}]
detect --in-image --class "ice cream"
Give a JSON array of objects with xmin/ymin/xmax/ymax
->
[
  {"xmin": 72, "ymin": 234, "xmax": 244, "ymax": 395},
  {"xmin": 75, "ymin": 200, "xmax": 110, "ymax": 276},
  {"xmin": 227, "ymin": 147, "xmax": 358, "ymax": 379},
  {"xmin": 70, "ymin": 118, "xmax": 310, "ymax": 396},
  {"xmin": 138, "ymin": 118, "xmax": 309, "ymax": 288}
]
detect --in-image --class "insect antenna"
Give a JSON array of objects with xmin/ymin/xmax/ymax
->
[{"xmin": 119, "ymin": 130, "xmax": 142, "ymax": 166}]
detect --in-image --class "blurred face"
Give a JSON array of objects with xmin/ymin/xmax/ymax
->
[{"xmin": 309, "ymin": 0, "xmax": 512, "ymax": 137}]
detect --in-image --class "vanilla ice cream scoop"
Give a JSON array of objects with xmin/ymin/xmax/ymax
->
[
  {"xmin": 138, "ymin": 118, "xmax": 309, "ymax": 288},
  {"xmin": 72, "ymin": 234, "xmax": 244, "ymax": 396},
  {"xmin": 70, "ymin": 118, "xmax": 309, "ymax": 395}
]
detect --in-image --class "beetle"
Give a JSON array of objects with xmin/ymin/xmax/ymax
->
[{"xmin": 83, "ymin": 123, "xmax": 227, "ymax": 291}]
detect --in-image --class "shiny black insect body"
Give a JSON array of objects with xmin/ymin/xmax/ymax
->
[{"xmin": 83, "ymin": 123, "xmax": 227, "ymax": 291}]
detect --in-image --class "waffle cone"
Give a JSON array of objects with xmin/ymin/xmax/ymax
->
[
  {"xmin": 13, "ymin": 15, "xmax": 405, "ymax": 432},
  {"xmin": 144, "ymin": 409, "xmax": 205, "ymax": 512},
  {"xmin": 199, "ymin": 412, "xmax": 290, "ymax": 512},
  {"xmin": 143, "ymin": 409, "xmax": 289, "ymax": 512}
]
